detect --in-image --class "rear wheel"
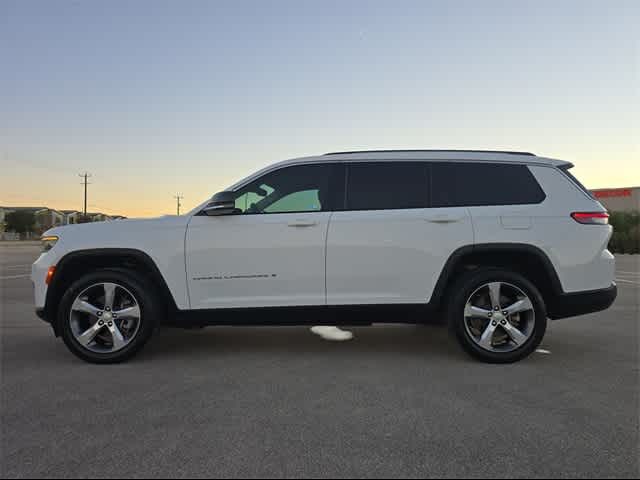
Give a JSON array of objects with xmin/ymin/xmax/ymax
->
[
  {"xmin": 448, "ymin": 268, "xmax": 547, "ymax": 363},
  {"xmin": 58, "ymin": 270, "xmax": 161, "ymax": 363}
]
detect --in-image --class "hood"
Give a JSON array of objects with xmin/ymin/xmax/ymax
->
[{"xmin": 43, "ymin": 215, "xmax": 190, "ymax": 246}]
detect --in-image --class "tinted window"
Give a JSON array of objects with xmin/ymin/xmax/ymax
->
[
  {"xmin": 346, "ymin": 162, "xmax": 428, "ymax": 210},
  {"xmin": 431, "ymin": 163, "xmax": 545, "ymax": 207},
  {"xmin": 233, "ymin": 164, "xmax": 332, "ymax": 214}
]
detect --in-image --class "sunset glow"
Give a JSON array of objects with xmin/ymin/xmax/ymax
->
[{"xmin": 1, "ymin": 0, "xmax": 638, "ymax": 218}]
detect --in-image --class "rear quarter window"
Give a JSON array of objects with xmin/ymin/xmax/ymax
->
[{"xmin": 431, "ymin": 162, "xmax": 546, "ymax": 207}]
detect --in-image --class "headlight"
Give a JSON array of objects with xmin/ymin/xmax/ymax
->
[{"xmin": 41, "ymin": 235, "xmax": 59, "ymax": 252}]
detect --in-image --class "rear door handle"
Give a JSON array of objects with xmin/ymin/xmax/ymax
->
[{"xmin": 288, "ymin": 221, "xmax": 318, "ymax": 228}]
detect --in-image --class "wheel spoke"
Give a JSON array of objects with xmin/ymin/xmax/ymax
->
[
  {"xmin": 502, "ymin": 322, "xmax": 528, "ymax": 346},
  {"xmin": 103, "ymin": 283, "xmax": 117, "ymax": 310},
  {"xmin": 465, "ymin": 304, "xmax": 491, "ymax": 318},
  {"xmin": 488, "ymin": 282, "xmax": 502, "ymax": 310},
  {"xmin": 478, "ymin": 321, "xmax": 498, "ymax": 349},
  {"xmin": 72, "ymin": 299, "xmax": 102, "ymax": 317},
  {"xmin": 114, "ymin": 305, "xmax": 140, "ymax": 319},
  {"xmin": 107, "ymin": 322, "xmax": 127, "ymax": 350},
  {"xmin": 77, "ymin": 322, "xmax": 104, "ymax": 347},
  {"xmin": 503, "ymin": 297, "xmax": 534, "ymax": 316}
]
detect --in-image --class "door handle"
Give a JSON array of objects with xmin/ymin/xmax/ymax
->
[
  {"xmin": 425, "ymin": 215, "xmax": 461, "ymax": 224},
  {"xmin": 288, "ymin": 221, "xmax": 318, "ymax": 228}
]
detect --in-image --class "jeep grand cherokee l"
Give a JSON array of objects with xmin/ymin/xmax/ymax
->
[{"xmin": 33, "ymin": 150, "xmax": 617, "ymax": 363}]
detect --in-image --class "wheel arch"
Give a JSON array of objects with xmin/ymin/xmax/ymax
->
[
  {"xmin": 45, "ymin": 248, "xmax": 177, "ymax": 334},
  {"xmin": 431, "ymin": 243, "xmax": 564, "ymax": 312}
]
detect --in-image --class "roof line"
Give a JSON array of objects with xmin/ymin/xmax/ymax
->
[{"xmin": 324, "ymin": 149, "xmax": 536, "ymax": 156}]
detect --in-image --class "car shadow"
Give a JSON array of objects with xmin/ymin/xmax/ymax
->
[{"xmin": 139, "ymin": 323, "xmax": 469, "ymax": 362}]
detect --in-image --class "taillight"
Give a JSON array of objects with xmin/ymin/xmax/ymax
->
[{"xmin": 571, "ymin": 212, "xmax": 610, "ymax": 225}]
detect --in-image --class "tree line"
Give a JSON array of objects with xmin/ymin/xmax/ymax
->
[{"xmin": 3, "ymin": 211, "xmax": 94, "ymax": 234}]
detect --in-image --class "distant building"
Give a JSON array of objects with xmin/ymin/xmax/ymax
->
[
  {"xmin": 591, "ymin": 187, "xmax": 640, "ymax": 212},
  {"xmin": 61, "ymin": 210, "xmax": 82, "ymax": 225},
  {"xmin": 0, "ymin": 206, "xmax": 125, "ymax": 237},
  {"xmin": 34, "ymin": 208, "xmax": 65, "ymax": 232},
  {"xmin": 87, "ymin": 213, "xmax": 112, "ymax": 222}
]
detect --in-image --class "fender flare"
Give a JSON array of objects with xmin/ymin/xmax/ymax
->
[
  {"xmin": 430, "ymin": 243, "xmax": 564, "ymax": 307},
  {"xmin": 45, "ymin": 248, "xmax": 178, "ymax": 320}
]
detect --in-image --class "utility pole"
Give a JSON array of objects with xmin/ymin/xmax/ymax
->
[
  {"xmin": 174, "ymin": 194, "xmax": 184, "ymax": 215},
  {"xmin": 79, "ymin": 173, "xmax": 92, "ymax": 218}
]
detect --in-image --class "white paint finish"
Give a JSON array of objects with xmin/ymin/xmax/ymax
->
[
  {"xmin": 470, "ymin": 166, "xmax": 615, "ymax": 293},
  {"xmin": 326, "ymin": 207, "xmax": 473, "ymax": 304},
  {"xmin": 32, "ymin": 216, "xmax": 190, "ymax": 309},
  {"xmin": 185, "ymin": 212, "xmax": 331, "ymax": 309},
  {"xmin": 31, "ymin": 153, "xmax": 617, "ymax": 318}
]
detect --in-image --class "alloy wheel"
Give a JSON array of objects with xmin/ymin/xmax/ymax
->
[
  {"xmin": 463, "ymin": 281, "xmax": 536, "ymax": 353},
  {"xmin": 69, "ymin": 282, "xmax": 142, "ymax": 354}
]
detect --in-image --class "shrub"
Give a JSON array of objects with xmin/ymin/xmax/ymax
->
[
  {"xmin": 609, "ymin": 211, "xmax": 640, "ymax": 254},
  {"xmin": 5, "ymin": 210, "xmax": 36, "ymax": 234}
]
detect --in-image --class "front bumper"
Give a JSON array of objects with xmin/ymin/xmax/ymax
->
[
  {"xmin": 35, "ymin": 308, "xmax": 48, "ymax": 322},
  {"xmin": 35, "ymin": 308, "xmax": 60, "ymax": 336},
  {"xmin": 548, "ymin": 283, "xmax": 618, "ymax": 320}
]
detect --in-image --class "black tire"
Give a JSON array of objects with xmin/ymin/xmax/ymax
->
[
  {"xmin": 57, "ymin": 269, "xmax": 162, "ymax": 364},
  {"xmin": 447, "ymin": 268, "xmax": 547, "ymax": 364}
]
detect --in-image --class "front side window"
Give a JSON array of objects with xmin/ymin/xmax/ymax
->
[
  {"xmin": 345, "ymin": 162, "xmax": 428, "ymax": 211},
  {"xmin": 233, "ymin": 164, "xmax": 332, "ymax": 214}
]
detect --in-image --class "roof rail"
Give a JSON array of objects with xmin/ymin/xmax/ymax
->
[{"xmin": 324, "ymin": 149, "xmax": 536, "ymax": 156}]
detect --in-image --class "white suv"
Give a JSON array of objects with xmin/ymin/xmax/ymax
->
[{"xmin": 32, "ymin": 150, "xmax": 617, "ymax": 364}]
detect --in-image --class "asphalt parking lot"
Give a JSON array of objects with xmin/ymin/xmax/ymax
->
[{"xmin": 1, "ymin": 244, "xmax": 638, "ymax": 478}]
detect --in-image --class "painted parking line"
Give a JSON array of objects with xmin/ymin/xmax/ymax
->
[
  {"xmin": 616, "ymin": 278, "xmax": 639, "ymax": 285},
  {"xmin": 3, "ymin": 264, "xmax": 32, "ymax": 270},
  {"xmin": 616, "ymin": 271, "xmax": 640, "ymax": 276},
  {"xmin": 616, "ymin": 273, "xmax": 640, "ymax": 280},
  {"xmin": 0, "ymin": 274, "xmax": 31, "ymax": 281}
]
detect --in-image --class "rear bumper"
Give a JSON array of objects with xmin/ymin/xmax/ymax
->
[{"xmin": 548, "ymin": 283, "xmax": 618, "ymax": 320}]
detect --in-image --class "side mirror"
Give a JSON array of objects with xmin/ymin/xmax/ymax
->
[{"xmin": 202, "ymin": 191, "xmax": 238, "ymax": 216}]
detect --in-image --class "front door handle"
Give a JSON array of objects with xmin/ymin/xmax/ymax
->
[
  {"xmin": 425, "ymin": 215, "xmax": 461, "ymax": 224},
  {"xmin": 288, "ymin": 220, "xmax": 318, "ymax": 228}
]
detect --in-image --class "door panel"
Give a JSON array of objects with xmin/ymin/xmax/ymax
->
[
  {"xmin": 326, "ymin": 207, "xmax": 473, "ymax": 305},
  {"xmin": 186, "ymin": 163, "xmax": 335, "ymax": 310},
  {"xmin": 186, "ymin": 212, "xmax": 330, "ymax": 309}
]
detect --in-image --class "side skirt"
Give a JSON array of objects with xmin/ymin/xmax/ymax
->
[{"xmin": 168, "ymin": 304, "xmax": 440, "ymax": 328}]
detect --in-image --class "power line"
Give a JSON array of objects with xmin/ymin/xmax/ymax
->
[
  {"xmin": 79, "ymin": 173, "xmax": 92, "ymax": 217},
  {"xmin": 174, "ymin": 194, "xmax": 184, "ymax": 215}
]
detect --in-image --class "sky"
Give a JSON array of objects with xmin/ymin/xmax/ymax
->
[{"xmin": 1, "ymin": 0, "xmax": 638, "ymax": 217}]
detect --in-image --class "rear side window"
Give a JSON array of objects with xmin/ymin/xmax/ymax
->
[
  {"xmin": 346, "ymin": 162, "xmax": 428, "ymax": 210},
  {"xmin": 431, "ymin": 162, "xmax": 545, "ymax": 207}
]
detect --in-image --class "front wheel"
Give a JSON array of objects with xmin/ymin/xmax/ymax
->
[
  {"xmin": 58, "ymin": 270, "xmax": 161, "ymax": 364},
  {"xmin": 447, "ymin": 268, "xmax": 547, "ymax": 364}
]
